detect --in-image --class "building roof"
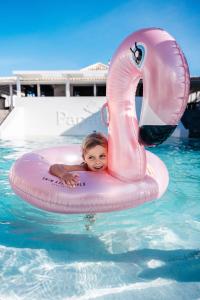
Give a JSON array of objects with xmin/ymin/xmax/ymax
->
[
  {"xmin": 0, "ymin": 76, "xmax": 17, "ymax": 84},
  {"xmin": 0, "ymin": 63, "xmax": 199, "ymax": 89},
  {"xmin": 10, "ymin": 62, "xmax": 108, "ymax": 82},
  {"xmin": 81, "ymin": 62, "xmax": 109, "ymax": 71}
]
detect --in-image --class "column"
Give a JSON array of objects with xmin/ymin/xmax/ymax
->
[
  {"xmin": 9, "ymin": 84, "xmax": 13, "ymax": 110},
  {"xmin": 16, "ymin": 76, "xmax": 21, "ymax": 97},
  {"xmin": 94, "ymin": 84, "xmax": 97, "ymax": 96},
  {"xmin": 65, "ymin": 80, "xmax": 70, "ymax": 97},
  {"xmin": 37, "ymin": 83, "xmax": 41, "ymax": 97}
]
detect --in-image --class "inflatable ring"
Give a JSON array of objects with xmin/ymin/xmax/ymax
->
[
  {"xmin": 9, "ymin": 28, "xmax": 190, "ymax": 214},
  {"xmin": 9, "ymin": 145, "xmax": 168, "ymax": 213}
]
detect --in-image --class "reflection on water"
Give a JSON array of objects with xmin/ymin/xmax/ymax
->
[{"xmin": 0, "ymin": 136, "xmax": 200, "ymax": 299}]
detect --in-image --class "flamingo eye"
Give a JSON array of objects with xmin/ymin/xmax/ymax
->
[{"xmin": 130, "ymin": 42, "xmax": 146, "ymax": 68}]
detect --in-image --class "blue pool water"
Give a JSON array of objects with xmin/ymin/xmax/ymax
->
[{"xmin": 0, "ymin": 136, "xmax": 200, "ymax": 300}]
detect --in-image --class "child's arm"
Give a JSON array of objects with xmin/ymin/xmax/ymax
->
[{"xmin": 49, "ymin": 164, "xmax": 85, "ymax": 188}]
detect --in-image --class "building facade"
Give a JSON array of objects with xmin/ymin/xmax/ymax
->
[
  {"xmin": 0, "ymin": 62, "xmax": 199, "ymax": 139},
  {"xmin": 0, "ymin": 63, "xmax": 109, "ymax": 138}
]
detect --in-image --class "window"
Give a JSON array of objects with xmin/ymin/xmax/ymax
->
[
  {"xmin": 53, "ymin": 85, "xmax": 65, "ymax": 96},
  {"xmin": 21, "ymin": 85, "xmax": 37, "ymax": 97},
  {"xmin": 96, "ymin": 84, "xmax": 106, "ymax": 96},
  {"xmin": 40, "ymin": 84, "xmax": 66, "ymax": 97},
  {"xmin": 40, "ymin": 85, "xmax": 54, "ymax": 96},
  {"xmin": 71, "ymin": 85, "xmax": 94, "ymax": 96}
]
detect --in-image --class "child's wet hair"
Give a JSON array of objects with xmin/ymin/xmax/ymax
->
[{"xmin": 82, "ymin": 132, "xmax": 108, "ymax": 157}]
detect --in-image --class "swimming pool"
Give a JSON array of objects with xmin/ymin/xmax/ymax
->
[{"xmin": 0, "ymin": 136, "xmax": 200, "ymax": 300}]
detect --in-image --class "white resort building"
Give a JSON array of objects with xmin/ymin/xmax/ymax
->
[
  {"xmin": 0, "ymin": 62, "xmax": 199, "ymax": 139},
  {"xmin": 0, "ymin": 63, "xmax": 109, "ymax": 138}
]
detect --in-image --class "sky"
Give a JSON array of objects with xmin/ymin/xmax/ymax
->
[{"xmin": 0, "ymin": 0, "xmax": 199, "ymax": 76}]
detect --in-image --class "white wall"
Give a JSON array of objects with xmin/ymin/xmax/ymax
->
[
  {"xmin": 0, "ymin": 106, "xmax": 25, "ymax": 138},
  {"xmin": 0, "ymin": 96, "xmax": 188, "ymax": 139},
  {"xmin": 0, "ymin": 97, "xmax": 108, "ymax": 139}
]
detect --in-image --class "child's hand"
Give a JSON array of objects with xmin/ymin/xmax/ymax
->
[{"xmin": 61, "ymin": 173, "xmax": 80, "ymax": 188}]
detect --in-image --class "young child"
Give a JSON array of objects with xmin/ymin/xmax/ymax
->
[{"xmin": 49, "ymin": 132, "xmax": 108, "ymax": 188}]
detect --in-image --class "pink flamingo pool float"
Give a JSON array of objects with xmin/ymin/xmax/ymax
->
[{"xmin": 9, "ymin": 28, "xmax": 190, "ymax": 214}]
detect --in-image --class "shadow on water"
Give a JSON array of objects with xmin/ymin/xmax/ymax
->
[{"xmin": 0, "ymin": 221, "xmax": 200, "ymax": 283}]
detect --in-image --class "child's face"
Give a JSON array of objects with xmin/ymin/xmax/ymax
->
[{"xmin": 84, "ymin": 145, "xmax": 108, "ymax": 172}]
